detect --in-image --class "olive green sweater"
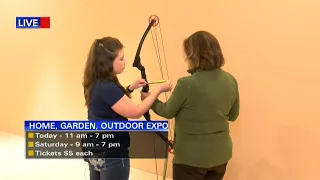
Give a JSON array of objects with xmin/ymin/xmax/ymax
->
[{"xmin": 151, "ymin": 68, "xmax": 239, "ymax": 168}]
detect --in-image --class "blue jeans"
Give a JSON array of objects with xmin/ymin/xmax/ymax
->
[{"xmin": 89, "ymin": 158, "xmax": 130, "ymax": 180}]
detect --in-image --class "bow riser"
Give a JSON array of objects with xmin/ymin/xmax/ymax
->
[{"xmin": 133, "ymin": 60, "xmax": 149, "ymax": 93}]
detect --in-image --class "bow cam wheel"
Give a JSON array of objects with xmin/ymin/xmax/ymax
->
[{"xmin": 149, "ymin": 15, "xmax": 159, "ymax": 27}]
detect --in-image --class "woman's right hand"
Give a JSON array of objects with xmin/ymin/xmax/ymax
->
[{"xmin": 157, "ymin": 81, "xmax": 172, "ymax": 93}]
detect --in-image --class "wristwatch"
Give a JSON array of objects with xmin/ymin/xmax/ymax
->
[{"xmin": 126, "ymin": 85, "xmax": 134, "ymax": 93}]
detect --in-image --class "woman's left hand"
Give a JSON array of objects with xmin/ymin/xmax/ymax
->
[{"xmin": 129, "ymin": 78, "xmax": 147, "ymax": 90}]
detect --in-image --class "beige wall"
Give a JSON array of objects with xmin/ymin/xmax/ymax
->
[{"xmin": 1, "ymin": 0, "xmax": 320, "ymax": 179}]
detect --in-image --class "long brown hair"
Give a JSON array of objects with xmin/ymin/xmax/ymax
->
[
  {"xmin": 183, "ymin": 31, "xmax": 225, "ymax": 72},
  {"xmin": 82, "ymin": 37, "xmax": 130, "ymax": 107}
]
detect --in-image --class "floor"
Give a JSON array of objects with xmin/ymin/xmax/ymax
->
[{"xmin": 0, "ymin": 131, "xmax": 172, "ymax": 180}]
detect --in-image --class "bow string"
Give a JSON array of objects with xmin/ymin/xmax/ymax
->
[{"xmin": 132, "ymin": 15, "xmax": 174, "ymax": 180}]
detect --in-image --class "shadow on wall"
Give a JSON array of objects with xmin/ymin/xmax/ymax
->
[{"xmin": 225, "ymin": 126, "xmax": 320, "ymax": 180}]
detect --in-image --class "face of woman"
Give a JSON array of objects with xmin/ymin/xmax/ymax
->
[{"xmin": 113, "ymin": 48, "xmax": 126, "ymax": 74}]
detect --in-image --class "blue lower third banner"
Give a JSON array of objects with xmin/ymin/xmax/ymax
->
[{"xmin": 24, "ymin": 120, "xmax": 168, "ymax": 131}]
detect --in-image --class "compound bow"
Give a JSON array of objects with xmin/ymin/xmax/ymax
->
[{"xmin": 133, "ymin": 15, "xmax": 174, "ymax": 180}]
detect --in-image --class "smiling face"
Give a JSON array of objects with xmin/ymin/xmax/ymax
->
[{"xmin": 112, "ymin": 48, "xmax": 126, "ymax": 74}]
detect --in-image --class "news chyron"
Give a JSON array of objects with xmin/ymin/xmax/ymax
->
[
  {"xmin": 16, "ymin": 17, "xmax": 50, "ymax": 28},
  {"xmin": 25, "ymin": 120, "xmax": 169, "ymax": 159}
]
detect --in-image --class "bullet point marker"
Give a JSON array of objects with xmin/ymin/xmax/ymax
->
[
  {"xmin": 28, "ymin": 133, "xmax": 34, "ymax": 138},
  {"xmin": 28, "ymin": 142, "xmax": 34, "ymax": 147},
  {"xmin": 28, "ymin": 150, "xmax": 34, "ymax": 156}
]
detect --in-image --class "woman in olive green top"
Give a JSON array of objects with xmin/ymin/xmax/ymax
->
[{"xmin": 141, "ymin": 31, "xmax": 239, "ymax": 180}]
